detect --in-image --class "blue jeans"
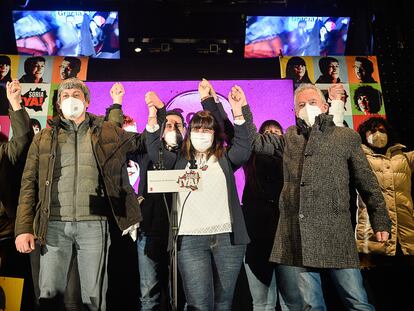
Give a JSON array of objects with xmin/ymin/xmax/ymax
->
[
  {"xmin": 39, "ymin": 221, "xmax": 110, "ymax": 311},
  {"xmin": 178, "ymin": 233, "xmax": 246, "ymax": 311},
  {"xmin": 276, "ymin": 265, "xmax": 305, "ymax": 311},
  {"xmin": 244, "ymin": 260, "xmax": 277, "ymax": 311},
  {"xmin": 137, "ymin": 235, "xmax": 170, "ymax": 311},
  {"xmin": 295, "ymin": 266, "xmax": 374, "ymax": 311}
]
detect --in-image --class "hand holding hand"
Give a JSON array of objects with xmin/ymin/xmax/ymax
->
[
  {"xmin": 228, "ymin": 85, "xmax": 246, "ymax": 119},
  {"xmin": 198, "ymin": 79, "xmax": 211, "ymax": 99},
  {"xmin": 145, "ymin": 91, "xmax": 164, "ymax": 109},
  {"xmin": 6, "ymin": 80, "xmax": 22, "ymax": 111},
  {"xmin": 328, "ymin": 84, "xmax": 345, "ymax": 101},
  {"xmin": 110, "ymin": 82, "xmax": 125, "ymax": 104}
]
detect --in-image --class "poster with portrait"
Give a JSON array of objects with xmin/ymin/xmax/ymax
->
[
  {"xmin": 280, "ymin": 55, "xmax": 385, "ymax": 131},
  {"xmin": 0, "ymin": 54, "xmax": 89, "ymax": 140},
  {"xmin": 0, "ymin": 55, "xmax": 21, "ymax": 116},
  {"xmin": 17, "ymin": 55, "xmax": 54, "ymax": 84},
  {"xmin": 0, "ymin": 54, "xmax": 20, "ymax": 83},
  {"xmin": 51, "ymin": 56, "xmax": 89, "ymax": 83}
]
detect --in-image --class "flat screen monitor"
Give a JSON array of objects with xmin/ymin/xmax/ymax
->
[
  {"xmin": 244, "ymin": 16, "xmax": 351, "ymax": 58},
  {"xmin": 12, "ymin": 10, "xmax": 120, "ymax": 59}
]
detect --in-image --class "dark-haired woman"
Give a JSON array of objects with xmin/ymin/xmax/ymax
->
[
  {"xmin": 145, "ymin": 85, "xmax": 251, "ymax": 310},
  {"xmin": 356, "ymin": 116, "xmax": 414, "ymax": 310},
  {"xmin": 285, "ymin": 56, "xmax": 313, "ymax": 88},
  {"xmin": 242, "ymin": 119, "xmax": 284, "ymax": 311},
  {"xmin": 0, "ymin": 55, "xmax": 12, "ymax": 83}
]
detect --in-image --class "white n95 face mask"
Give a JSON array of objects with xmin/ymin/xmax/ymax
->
[
  {"xmin": 367, "ymin": 132, "xmax": 388, "ymax": 148},
  {"xmin": 190, "ymin": 132, "xmax": 213, "ymax": 153},
  {"xmin": 61, "ymin": 97, "xmax": 84, "ymax": 120},
  {"xmin": 298, "ymin": 104, "xmax": 322, "ymax": 127},
  {"xmin": 164, "ymin": 130, "xmax": 183, "ymax": 148}
]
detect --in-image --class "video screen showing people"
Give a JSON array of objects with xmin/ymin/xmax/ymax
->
[
  {"xmin": 12, "ymin": 10, "xmax": 120, "ymax": 59},
  {"xmin": 244, "ymin": 16, "xmax": 350, "ymax": 58}
]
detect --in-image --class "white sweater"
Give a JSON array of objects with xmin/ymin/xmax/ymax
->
[{"xmin": 177, "ymin": 154, "xmax": 232, "ymax": 235}]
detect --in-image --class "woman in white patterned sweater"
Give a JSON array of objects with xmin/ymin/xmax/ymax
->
[{"xmin": 145, "ymin": 85, "xmax": 251, "ymax": 311}]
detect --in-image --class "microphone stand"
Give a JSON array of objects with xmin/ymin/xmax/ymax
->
[
  {"xmin": 171, "ymin": 194, "xmax": 178, "ymax": 311},
  {"xmin": 170, "ymin": 154, "xmax": 197, "ymax": 311}
]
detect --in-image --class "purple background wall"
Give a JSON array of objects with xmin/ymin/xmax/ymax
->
[{"xmin": 86, "ymin": 79, "xmax": 295, "ymax": 198}]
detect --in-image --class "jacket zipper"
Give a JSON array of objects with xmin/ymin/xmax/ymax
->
[{"xmin": 73, "ymin": 127, "xmax": 78, "ymax": 220}]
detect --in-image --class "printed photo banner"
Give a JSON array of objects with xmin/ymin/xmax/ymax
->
[
  {"xmin": 279, "ymin": 55, "xmax": 384, "ymax": 130},
  {"xmin": 0, "ymin": 54, "xmax": 89, "ymax": 136}
]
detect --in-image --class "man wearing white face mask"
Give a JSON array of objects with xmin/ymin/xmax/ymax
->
[
  {"xmin": 14, "ymin": 78, "xmax": 147, "ymax": 310},
  {"xmin": 125, "ymin": 91, "xmax": 184, "ymax": 311},
  {"xmin": 355, "ymin": 117, "xmax": 414, "ymax": 309},
  {"xmin": 249, "ymin": 83, "xmax": 391, "ymax": 310}
]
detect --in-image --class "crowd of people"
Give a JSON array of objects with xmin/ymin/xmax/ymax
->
[{"xmin": 0, "ymin": 75, "xmax": 413, "ymax": 311}]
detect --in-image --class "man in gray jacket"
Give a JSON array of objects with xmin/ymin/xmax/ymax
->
[
  {"xmin": 15, "ymin": 78, "xmax": 146, "ymax": 310},
  {"xmin": 246, "ymin": 83, "xmax": 390, "ymax": 310}
]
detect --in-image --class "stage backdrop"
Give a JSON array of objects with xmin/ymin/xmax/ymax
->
[{"xmin": 86, "ymin": 79, "xmax": 295, "ymax": 195}]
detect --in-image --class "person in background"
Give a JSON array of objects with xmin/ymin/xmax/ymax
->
[
  {"xmin": 315, "ymin": 56, "xmax": 341, "ymax": 84},
  {"xmin": 122, "ymin": 115, "xmax": 141, "ymax": 187},
  {"xmin": 19, "ymin": 57, "xmax": 47, "ymax": 84},
  {"xmin": 353, "ymin": 57, "xmax": 377, "ymax": 83},
  {"xmin": 145, "ymin": 84, "xmax": 251, "ymax": 310},
  {"xmin": 242, "ymin": 119, "xmax": 284, "ymax": 311},
  {"xmin": 0, "ymin": 56, "xmax": 12, "ymax": 83},
  {"xmin": 59, "ymin": 57, "xmax": 82, "ymax": 80},
  {"xmin": 0, "ymin": 80, "xmax": 34, "ymax": 311},
  {"xmin": 353, "ymin": 85, "xmax": 383, "ymax": 115},
  {"xmin": 14, "ymin": 78, "xmax": 146, "ymax": 311},
  {"xmin": 249, "ymin": 83, "xmax": 391, "ymax": 310},
  {"xmin": 285, "ymin": 56, "xmax": 313, "ymax": 89},
  {"xmin": 287, "ymin": 19, "xmax": 310, "ymax": 56},
  {"xmin": 30, "ymin": 118, "xmax": 42, "ymax": 135},
  {"xmin": 356, "ymin": 116, "xmax": 414, "ymax": 310}
]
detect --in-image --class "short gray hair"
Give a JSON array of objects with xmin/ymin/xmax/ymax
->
[
  {"xmin": 294, "ymin": 83, "xmax": 327, "ymax": 113},
  {"xmin": 57, "ymin": 78, "xmax": 90, "ymax": 106}
]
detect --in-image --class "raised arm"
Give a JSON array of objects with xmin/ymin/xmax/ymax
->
[
  {"xmin": 145, "ymin": 91, "xmax": 176, "ymax": 169},
  {"xmin": 327, "ymin": 83, "xmax": 346, "ymax": 127},
  {"xmin": 0, "ymin": 80, "xmax": 33, "ymax": 165},
  {"xmin": 106, "ymin": 83, "xmax": 166, "ymax": 127},
  {"xmin": 225, "ymin": 85, "xmax": 251, "ymax": 167},
  {"xmin": 199, "ymin": 79, "xmax": 235, "ymax": 144},
  {"xmin": 229, "ymin": 85, "xmax": 284, "ymax": 157},
  {"xmin": 106, "ymin": 82, "xmax": 125, "ymax": 127}
]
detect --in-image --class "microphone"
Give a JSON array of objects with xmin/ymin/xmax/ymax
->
[{"xmin": 153, "ymin": 120, "xmax": 166, "ymax": 170}]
